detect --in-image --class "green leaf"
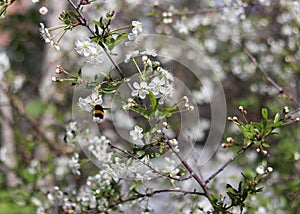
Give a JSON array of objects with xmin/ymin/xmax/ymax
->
[
  {"xmin": 274, "ymin": 113, "xmax": 280, "ymax": 123},
  {"xmin": 272, "ymin": 121, "xmax": 283, "ymax": 128},
  {"xmin": 91, "ymin": 20, "xmax": 100, "ymax": 26},
  {"xmin": 262, "ymin": 142, "xmax": 270, "ymax": 148},
  {"xmin": 262, "ymin": 108, "xmax": 268, "ymax": 121},
  {"xmin": 226, "ymin": 184, "xmax": 237, "ymax": 195},
  {"xmin": 149, "ymin": 90, "xmax": 157, "ymax": 113},
  {"xmin": 161, "ymin": 106, "xmax": 177, "ymax": 117},
  {"xmin": 107, "ymin": 33, "xmax": 128, "ymax": 50},
  {"xmin": 137, "ymin": 151, "xmax": 145, "ymax": 157},
  {"xmin": 159, "ymin": 144, "xmax": 164, "ymax": 153},
  {"xmin": 210, "ymin": 194, "xmax": 218, "ymax": 203},
  {"xmin": 101, "ymin": 87, "xmax": 116, "ymax": 94},
  {"xmin": 147, "ymin": 11, "xmax": 157, "ymax": 17},
  {"xmin": 77, "ymin": 67, "xmax": 82, "ymax": 78},
  {"xmin": 130, "ymin": 107, "xmax": 150, "ymax": 120}
]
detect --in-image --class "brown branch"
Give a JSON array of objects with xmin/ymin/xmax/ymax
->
[
  {"xmin": 204, "ymin": 142, "xmax": 254, "ymax": 185},
  {"xmin": 239, "ymin": 44, "xmax": 300, "ymax": 108},
  {"xmin": 164, "ymin": 138, "xmax": 212, "ymax": 204}
]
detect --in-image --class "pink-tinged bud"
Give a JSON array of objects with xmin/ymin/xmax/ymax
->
[
  {"xmin": 55, "ymin": 65, "xmax": 64, "ymax": 74},
  {"xmin": 222, "ymin": 143, "xmax": 232, "ymax": 148},
  {"xmin": 256, "ymin": 166, "xmax": 264, "ymax": 175},
  {"xmin": 266, "ymin": 167, "xmax": 273, "ymax": 173},
  {"xmin": 52, "ymin": 77, "xmax": 62, "ymax": 82},
  {"xmin": 39, "ymin": 6, "xmax": 48, "ymax": 15},
  {"xmin": 226, "ymin": 137, "xmax": 234, "ymax": 143},
  {"xmin": 182, "ymin": 96, "xmax": 188, "ymax": 103}
]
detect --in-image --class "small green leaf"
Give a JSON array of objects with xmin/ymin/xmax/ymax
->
[
  {"xmin": 159, "ymin": 144, "xmax": 164, "ymax": 153},
  {"xmin": 262, "ymin": 108, "xmax": 268, "ymax": 120},
  {"xmin": 226, "ymin": 184, "xmax": 237, "ymax": 195},
  {"xmin": 91, "ymin": 20, "xmax": 101, "ymax": 26},
  {"xmin": 137, "ymin": 151, "xmax": 145, "ymax": 157},
  {"xmin": 274, "ymin": 113, "xmax": 280, "ymax": 123},
  {"xmin": 101, "ymin": 87, "xmax": 116, "ymax": 94},
  {"xmin": 149, "ymin": 90, "xmax": 157, "ymax": 113},
  {"xmin": 210, "ymin": 194, "xmax": 218, "ymax": 203},
  {"xmin": 262, "ymin": 142, "xmax": 270, "ymax": 148},
  {"xmin": 77, "ymin": 67, "xmax": 82, "ymax": 78},
  {"xmin": 272, "ymin": 121, "xmax": 283, "ymax": 128},
  {"xmin": 161, "ymin": 106, "xmax": 177, "ymax": 117},
  {"xmin": 107, "ymin": 33, "xmax": 128, "ymax": 50},
  {"xmin": 130, "ymin": 107, "xmax": 150, "ymax": 120}
]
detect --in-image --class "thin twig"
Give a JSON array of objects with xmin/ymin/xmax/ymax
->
[
  {"xmin": 239, "ymin": 44, "xmax": 300, "ymax": 108},
  {"xmin": 164, "ymin": 138, "xmax": 212, "ymax": 203},
  {"xmin": 204, "ymin": 142, "xmax": 254, "ymax": 185}
]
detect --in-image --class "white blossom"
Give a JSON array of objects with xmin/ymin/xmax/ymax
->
[
  {"xmin": 131, "ymin": 20, "xmax": 143, "ymax": 34},
  {"xmin": 69, "ymin": 153, "xmax": 81, "ymax": 175},
  {"xmin": 39, "ymin": 6, "xmax": 48, "ymax": 15},
  {"xmin": 78, "ymin": 91, "xmax": 103, "ymax": 112},
  {"xmin": 124, "ymin": 50, "xmax": 139, "ymax": 63},
  {"xmin": 130, "ymin": 125, "xmax": 144, "ymax": 141},
  {"xmin": 256, "ymin": 165, "xmax": 265, "ymax": 175},
  {"xmin": 148, "ymin": 77, "xmax": 165, "ymax": 96},
  {"xmin": 131, "ymin": 81, "xmax": 149, "ymax": 99},
  {"xmin": 75, "ymin": 38, "xmax": 103, "ymax": 65}
]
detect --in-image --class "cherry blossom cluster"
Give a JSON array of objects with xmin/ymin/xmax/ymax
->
[
  {"xmin": 125, "ymin": 20, "xmax": 143, "ymax": 47},
  {"xmin": 75, "ymin": 38, "xmax": 104, "ymax": 65}
]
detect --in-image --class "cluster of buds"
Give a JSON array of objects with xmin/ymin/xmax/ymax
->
[
  {"xmin": 52, "ymin": 65, "xmax": 75, "ymax": 82},
  {"xmin": 281, "ymin": 106, "xmax": 300, "ymax": 124},
  {"xmin": 152, "ymin": 3, "xmax": 174, "ymax": 24},
  {"xmin": 39, "ymin": 23, "xmax": 68, "ymax": 51},
  {"xmin": 256, "ymin": 146, "xmax": 268, "ymax": 155},
  {"xmin": 222, "ymin": 137, "xmax": 234, "ymax": 148},
  {"xmin": 182, "ymin": 96, "xmax": 194, "ymax": 111},
  {"xmin": 256, "ymin": 165, "xmax": 273, "ymax": 175},
  {"xmin": 238, "ymin": 105, "xmax": 247, "ymax": 115},
  {"xmin": 227, "ymin": 116, "xmax": 239, "ymax": 124},
  {"xmin": 122, "ymin": 98, "xmax": 137, "ymax": 111}
]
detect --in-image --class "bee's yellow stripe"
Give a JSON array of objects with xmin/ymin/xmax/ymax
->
[{"xmin": 93, "ymin": 109, "xmax": 104, "ymax": 115}]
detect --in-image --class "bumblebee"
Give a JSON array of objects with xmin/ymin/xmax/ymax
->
[{"xmin": 93, "ymin": 104, "xmax": 105, "ymax": 120}]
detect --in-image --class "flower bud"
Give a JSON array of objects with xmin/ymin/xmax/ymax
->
[
  {"xmin": 266, "ymin": 167, "xmax": 273, "ymax": 173},
  {"xmin": 226, "ymin": 137, "xmax": 234, "ymax": 143},
  {"xmin": 55, "ymin": 65, "xmax": 64, "ymax": 74},
  {"xmin": 39, "ymin": 6, "xmax": 48, "ymax": 15},
  {"xmin": 52, "ymin": 77, "xmax": 62, "ymax": 82},
  {"xmin": 256, "ymin": 166, "xmax": 264, "ymax": 175}
]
